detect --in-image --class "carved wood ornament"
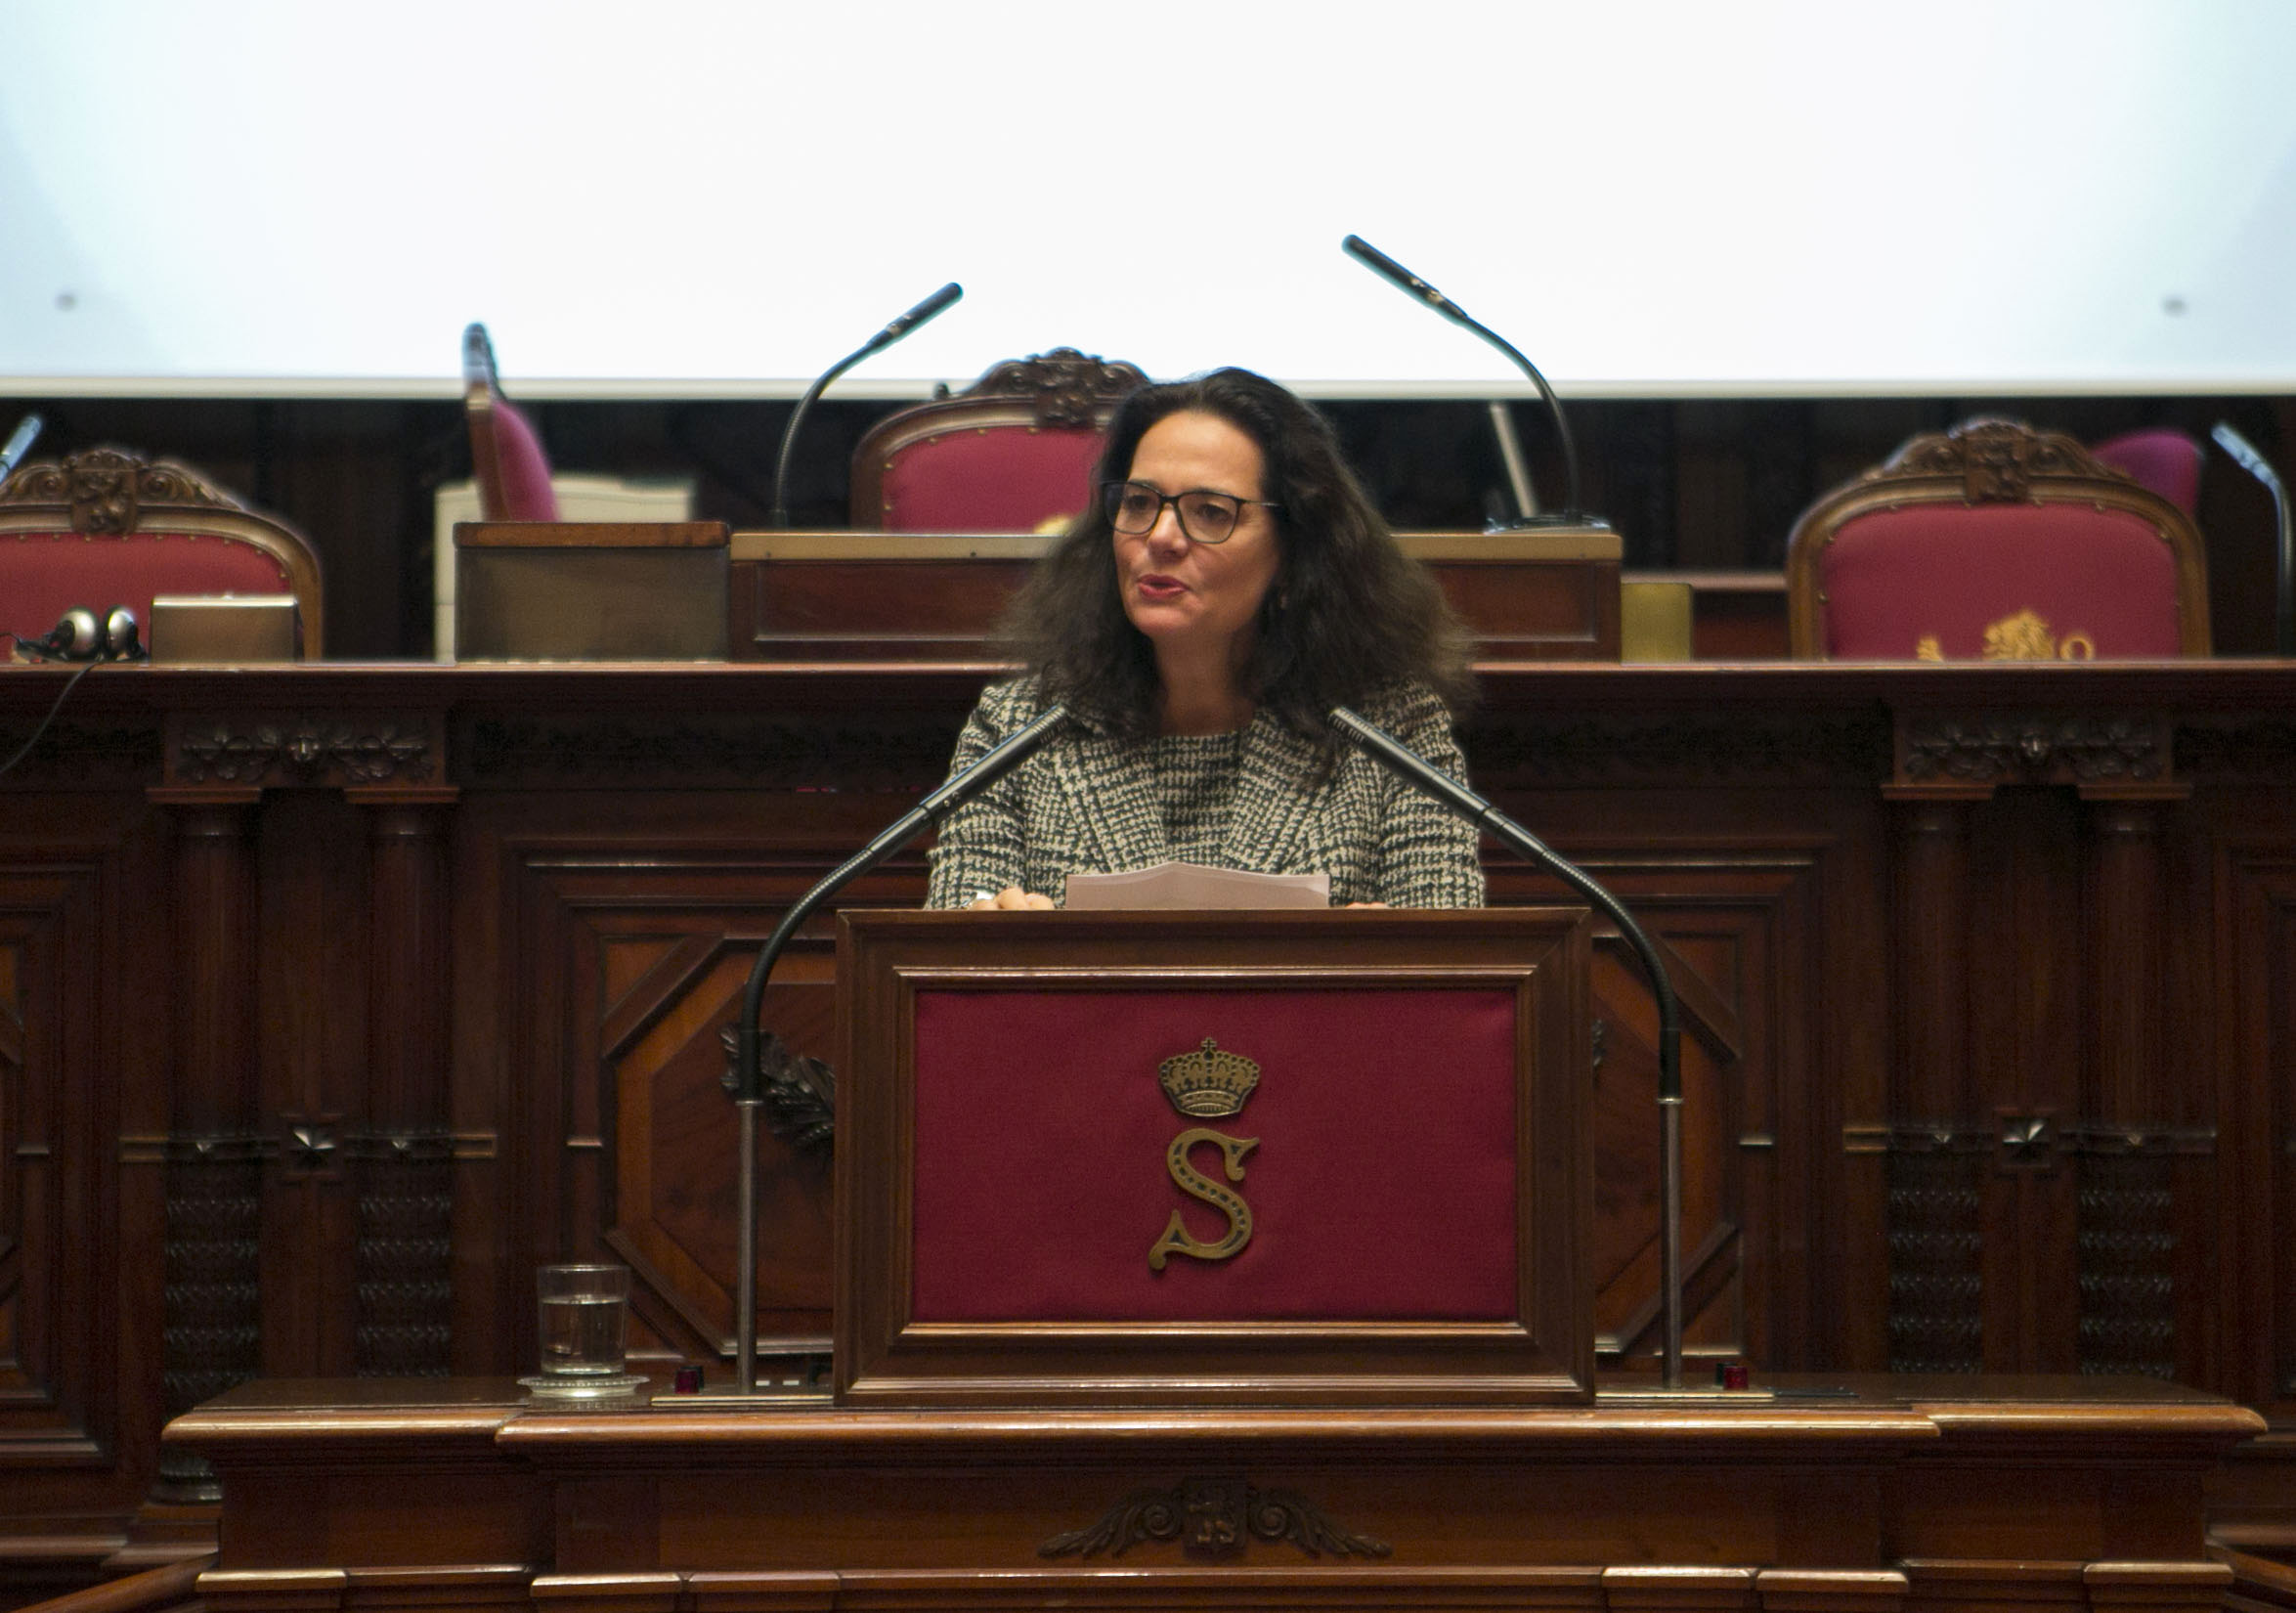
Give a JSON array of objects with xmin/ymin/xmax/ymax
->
[
  {"xmin": 0, "ymin": 446, "xmax": 246, "ymax": 534},
  {"xmin": 1896, "ymin": 712, "xmax": 2172, "ymax": 790},
  {"xmin": 1040, "ymin": 1477, "xmax": 1392, "ymax": 1561},
  {"xmin": 1882, "ymin": 418, "xmax": 2119, "ymax": 503},
  {"xmin": 167, "ymin": 714, "xmax": 443, "ymax": 790},
  {"xmin": 963, "ymin": 347, "xmax": 1150, "ymax": 429}
]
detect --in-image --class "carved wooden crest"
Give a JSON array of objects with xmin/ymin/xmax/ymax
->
[
  {"xmin": 1873, "ymin": 419, "xmax": 2121, "ymax": 503},
  {"xmin": 962, "ymin": 347, "xmax": 1148, "ymax": 429},
  {"xmin": 1040, "ymin": 1476, "xmax": 1390, "ymax": 1561},
  {"xmin": 0, "ymin": 447, "xmax": 245, "ymax": 534}
]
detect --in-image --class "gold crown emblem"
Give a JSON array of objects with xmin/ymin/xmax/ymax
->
[{"xmin": 1157, "ymin": 1037, "xmax": 1260, "ymax": 1117}]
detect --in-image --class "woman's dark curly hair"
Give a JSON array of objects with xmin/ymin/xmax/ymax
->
[{"xmin": 1003, "ymin": 367, "xmax": 1471, "ymax": 744}]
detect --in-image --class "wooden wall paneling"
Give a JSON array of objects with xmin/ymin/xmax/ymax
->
[
  {"xmin": 151, "ymin": 795, "xmax": 264, "ymax": 1502},
  {"xmin": 0, "ymin": 850, "xmax": 108, "ymax": 1451},
  {"xmin": 1883, "ymin": 799, "xmax": 1984, "ymax": 1374},
  {"xmin": 2159, "ymin": 797, "xmax": 2223, "ymax": 1395},
  {"xmin": 2077, "ymin": 798, "xmax": 2188, "ymax": 1383},
  {"xmin": 347, "ymin": 796, "xmax": 457, "ymax": 1378},
  {"xmin": 454, "ymin": 772, "xmax": 947, "ymax": 1378},
  {"xmin": 588, "ymin": 886, "xmax": 847, "ymax": 1368},
  {"xmin": 268, "ymin": 403, "xmax": 428, "ymax": 663},
  {"xmin": 2091, "ymin": 802, "xmax": 2172, "ymax": 1125},
  {"xmin": 0, "ymin": 793, "xmax": 160, "ymax": 1559},
  {"xmin": 1477, "ymin": 788, "xmax": 1856, "ymax": 1374},
  {"xmin": 253, "ymin": 789, "xmax": 368, "ymax": 1381},
  {"xmin": 1816, "ymin": 794, "xmax": 1894, "ymax": 1374},
  {"xmin": 2216, "ymin": 832, "xmax": 2296, "ymax": 1419},
  {"xmin": 1468, "ymin": 685, "xmax": 1893, "ymax": 1375},
  {"xmin": 1968, "ymin": 790, "xmax": 2086, "ymax": 1377},
  {"xmin": 1572, "ymin": 868, "xmax": 1785, "ymax": 1371},
  {"xmin": 448, "ymin": 798, "xmax": 514, "ymax": 1376},
  {"xmin": 109, "ymin": 798, "xmax": 195, "ymax": 1572}
]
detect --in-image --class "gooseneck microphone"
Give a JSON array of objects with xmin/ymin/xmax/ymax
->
[
  {"xmin": 1, "ymin": 413, "xmax": 43, "ymax": 480},
  {"xmin": 2212, "ymin": 421, "xmax": 2293, "ymax": 658},
  {"xmin": 720, "ymin": 699, "xmax": 1067, "ymax": 1394},
  {"xmin": 770, "ymin": 282, "xmax": 964, "ymax": 527},
  {"xmin": 1342, "ymin": 235, "xmax": 1598, "ymax": 529},
  {"xmin": 1327, "ymin": 704, "xmax": 1684, "ymax": 1388}
]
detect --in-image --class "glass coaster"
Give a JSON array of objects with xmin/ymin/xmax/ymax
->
[{"xmin": 518, "ymin": 1372, "xmax": 650, "ymax": 1402}]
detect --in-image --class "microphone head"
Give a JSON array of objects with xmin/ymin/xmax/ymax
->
[
  {"xmin": 2212, "ymin": 420, "xmax": 2289, "ymax": 494},
  {"xmin": 864, "ymin": 283, "xmax": 966, "ymax": 357},
  {"xmin": 1341, "ymin": 234, "xmax": 1464, "ymax": 322},
  {"xmin": 0, "ymin": 411, "xmax": 42, "ymax": 475},
  {"xmin": 913, "ymin": 282, "xmax": 963, "ymax": 322}
]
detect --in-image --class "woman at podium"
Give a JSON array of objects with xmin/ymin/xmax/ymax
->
[{"xmin": 925, "ymin": 368, "xmax": 1487, "ymax": 911}]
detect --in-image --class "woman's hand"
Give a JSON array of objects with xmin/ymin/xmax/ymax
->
[{"xmin": 966, "ymin": 887, "xmax": 1056, "ymax": 910}]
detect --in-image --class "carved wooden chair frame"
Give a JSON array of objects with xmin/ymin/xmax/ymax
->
[
  {"xmin": 1784, "ymin": 418, "xmax": 2211, "ymax": 659},
  {"xmin": 0, "ymin": 447, "xmax": 325, "ymax": 658},
  {"xmin": 848, "ymin": 347, "xmax": 1149, "ymax": 528}
]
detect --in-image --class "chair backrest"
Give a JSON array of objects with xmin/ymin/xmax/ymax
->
[
  {"xmin": 850, "ymin": 347, "xmax": 1148, "ymax": 532},
  {"xmin": 2090, "ymin": 426, "xmax": 2204, "ymax": 518},
  {"xmin": 1785, "ymin": 418, "xmax": 2209, "ymax": 660},
  {"xmin": 464, "ymin": 322, "xmax": 560, "ymax": 523},
  {"xmin": 0, "ymin": 447, "xmax": 325, "ymax": 657}
]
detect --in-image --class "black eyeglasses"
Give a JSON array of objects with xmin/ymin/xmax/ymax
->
[{"xmin": 1102, "ymin": 480, "xmax": 1280, "ymax": 545}]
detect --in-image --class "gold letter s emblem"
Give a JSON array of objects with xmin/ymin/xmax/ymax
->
[{"xmin": 1148, "ymin": 1128, "xmax": 1258, "ymax": 1270}]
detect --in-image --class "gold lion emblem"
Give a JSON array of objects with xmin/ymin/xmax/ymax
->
[{"xmin": 1982, "ymin": 609, "xmax": 2058, "ymax": 660}]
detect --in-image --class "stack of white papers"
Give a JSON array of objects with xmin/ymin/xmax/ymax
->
[{"xmin": 1063, "ymin": 861, "xmax": 1330, "ymax": 910}]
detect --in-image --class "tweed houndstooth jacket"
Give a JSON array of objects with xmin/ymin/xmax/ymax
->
[{"xmin": 923, "ymin": 676, "xmax": 1488, "ymax": 908}]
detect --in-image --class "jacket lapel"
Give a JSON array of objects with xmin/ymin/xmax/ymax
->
[
  {"xmin": 1221, "ymin": 710, "xmax": 1329, "ymax": 874},
  {"xmin": 1049, "ymin": 717, "xmax": 1170, "ymax": 872}
]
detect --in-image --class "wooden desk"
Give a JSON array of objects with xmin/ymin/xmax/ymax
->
[
  {"xmin": 164, "ymin": 1375, "xmax": 2257, "ymax": 1613},
  {"xmin": 729, "ymin": 528, "xmax": 1624, "ymax": 661},
  {"xmin": 3, "ymin": 661, "xmax": 2295, "ymax": 1589}
]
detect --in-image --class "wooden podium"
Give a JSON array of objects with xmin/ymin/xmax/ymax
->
[{"xmin": 832, "ymin": 908, "xmax": 1594, "ymax": 1409}]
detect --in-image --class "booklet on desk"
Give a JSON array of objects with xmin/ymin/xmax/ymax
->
[{"xmin": 1062, "ymin": 861, "xmax": 1330, "ymax": 910}]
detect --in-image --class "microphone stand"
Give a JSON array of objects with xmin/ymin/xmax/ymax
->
[
  {"xmin": 2212, "ymin": 422, "xmax": 2294, "ymax": 658},
  {"xmin": 1328, "ymin": 706, "xmax": 1684, "ymax": 1390},
  {"xmin": 710, "ymin": 702, "xmax": 1067, "ymax": 1398},
  {"xmin": 1342, "ymin": 236, "xmax": 1606, "ymax": 533},
  {"xmin": 770, "ymin": 283, "xmax": 963, "ymax": 528}
]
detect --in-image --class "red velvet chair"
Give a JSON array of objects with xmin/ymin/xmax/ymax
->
[
  {"xmin": 849, "ymin": 348, "xmax": 1148, "ymax": 532},
  {"xmin": 2091, "ymin": 426, "xmax": 2204, "ymax": 518},
  {"xmin": 0, "ymin": 447, "xmax": 325, "ymax": 657},
  {"xmin": 1785, "ymin": 419, "xmax": 2209, "ymax": 660},
  {"xmin": 464, "ymin": 322, "xmax": 560, "ymax": 522}
]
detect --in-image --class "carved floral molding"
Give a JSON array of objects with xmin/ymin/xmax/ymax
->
[
  {"xmin": 1894, "ymin": 711, "xmax": 2171, "ymax": 790},
  {"xmin": 1040, "ymin": 1476, "xmax": 1391, "ymax": 1562},
  {"xmin": 166, "ymin": 713, "xmax": 442, "ymax": 789},
  {"xmin": 1876, "ymin": 419, "xmax": 2119, "ymax": 503},
  {"xmin": 968, "ymin": 347, "xmax": 1149, "ymax": 429}
]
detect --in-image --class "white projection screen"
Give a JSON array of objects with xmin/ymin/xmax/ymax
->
[{"xmin": 3, "ymin": 0, "xmax": 2294, "ymax": 400}]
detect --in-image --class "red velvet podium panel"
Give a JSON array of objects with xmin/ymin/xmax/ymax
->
[{"xmin": 833, "ymin": 909, "xmax": 1594, "ymax": 1409}]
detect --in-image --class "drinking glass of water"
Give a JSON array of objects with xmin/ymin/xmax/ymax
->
[{"xmin": 537, "ymin": 1263, "xmax": 629, "ymax": 1377}]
